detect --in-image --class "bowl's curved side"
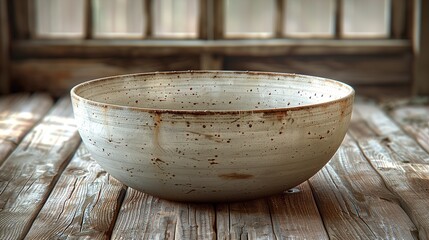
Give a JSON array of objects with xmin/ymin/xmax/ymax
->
[{"xmin": 71, "ymin": 91, "xmax": 354, "ymax": 202}]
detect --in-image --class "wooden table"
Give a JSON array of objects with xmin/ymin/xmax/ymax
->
[{"xmin": 0, "ymin": 93, "xmax": 428, "ymax": 239}]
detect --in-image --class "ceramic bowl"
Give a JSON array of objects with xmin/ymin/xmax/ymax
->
[{"xmin": 71, "ymin": 71, "xmax": 354, "ymax": 202}]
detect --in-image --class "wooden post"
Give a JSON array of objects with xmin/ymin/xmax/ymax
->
[
  {"xmin": 413, "ymin": 0, "xmax": 429, "ymax": 95},
  {"xmin": 391, "ymin": 0, "xmax": 406, "ymax": 39},
  {"xmin": 84, "ymin": 0, "xmax": 93, "ymax": 39},
  {"xmin": 199, "ymin": 0, "xmax": 223, "ymax": 70},
  {"xmin": 11, "ymin": 0, "xmax": 31, "ymax": 39},
  {"xmin": 275, "ymin": 0, "xmax": 284, "ymax": 38},
  {"xmin": 213, "ymin": 0, "xmax": 224, "ymax": 39},
  {"xmin": 335, "ymin": 0, "xmax": 343, "ymax": 38},
  {"xmin": 144, "ymin": 0, "xmax": 152, "ymax": 38},
  {"xmin": 199, "ymin": 0, "xmax": 208, "ymax": 39},
  {"xmin": 0, "ymin": 0, "xmax": 10, "ymax": 94}
]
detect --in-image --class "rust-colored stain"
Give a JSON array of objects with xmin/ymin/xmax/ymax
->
[
  {"xmin": 153, "ymin": 112, "xmax": 162, "ymax": 147},
  {"xmin": 218, "ymin": 173, "xmax": 254, "ymax": 180}
]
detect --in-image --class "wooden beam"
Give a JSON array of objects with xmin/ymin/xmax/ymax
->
[
  {"xmin": 10, "ymin": 0, "xmax": 31, "ymax": 39},
  {"xmin": 0, "ymin": 0, "xmax": 9, "ymax": 94},
  {"xmin": 413, "ymin": 0, "xmax": 429, "ymax": 95},
  {"xmin": 11, "ymin": 39, "xmax": 411, "ymax": 58},
  {"xmin": 199, "ymin": 0, "xmax": 208, "ymax": 39},
  {"xmin": 84, "ymin": 0, "xmax": 93, "ymax": 39},
  {"xmin": 275, "ymin": 0, "xmax": 285, "ymax": 38},
  {"xmin": 213, "ymin": 0, "xmax": 224, "ymax": 39},
  {"xmin": 335, "ymin": 0, "xmax": 343, "ymax": 38},
  {"xmin": 144, "ymin": 0, "xmax": 152, "ymax": 38},
  {"xmin": 391, "ymin": 0, "xmax": 406, "ymax": 39}
]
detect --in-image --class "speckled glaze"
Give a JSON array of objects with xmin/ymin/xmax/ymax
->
[{"xmin": 71, "ymin": 71, "xmax": 354, "ymax": 202}]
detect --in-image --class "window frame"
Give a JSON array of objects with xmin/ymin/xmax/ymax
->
[{"xmin": 10, "ymin": 0, "xmax": 412, "ymax": 59}]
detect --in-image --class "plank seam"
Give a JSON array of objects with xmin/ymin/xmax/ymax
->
[
  {"xmin": 105, "ymin": 184, "xmax": 127, "ymax": 238},
  {"xmin": 307, "ymin": 180, "xmax": 332, "ymax": 240},
  {"xmin": 20, "ymin": 140, "xmax": 81, "ymax": 239}
]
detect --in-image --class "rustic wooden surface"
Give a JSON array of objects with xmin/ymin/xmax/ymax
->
[
  {"xmin": 0, "ymin": 95, "xmax": 428, "ymax": 239},
  {"xmin": 0, "ymin": 94, "xmax": 53, "ymax": 165}
]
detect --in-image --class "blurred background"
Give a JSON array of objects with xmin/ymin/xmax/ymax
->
[{"xmin": 0, "ymin": 0, "xmax": 428, "ymax": 98}]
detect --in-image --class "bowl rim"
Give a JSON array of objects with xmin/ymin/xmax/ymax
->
[{"xmin": 71, "ymin": 70, "xmax": 355, "ymax": 115}]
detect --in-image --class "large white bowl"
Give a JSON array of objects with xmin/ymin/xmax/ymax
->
[{"xmin": 71, "ymin": 71, "xmax": 354, "ymax": 202}]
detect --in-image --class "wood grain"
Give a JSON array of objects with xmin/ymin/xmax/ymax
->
[
  {"xmin": 0, "ymin": 97, "xmax": 81, "ymax": 240},
  {"xmin": 112, "ymin": 189, "xmax": 216, "ymax": 240},
  {"xmin": 267, "ymin": 183, "xmax": 329, "ymax": 239},
  {"xmin": 0, "ymin": 94, "xmax": 53, "ymax": 165},
  {"xmin": 216, "ymin": 199, "xmax": 276, "ymax": 239},
  {"xmin": 11, "ymin": 39, "xmax": 411, "ymax": 58},
  {"xmin": 309, "ymin": 134, "xmax": 417, "ymax": 239},
  {"xmin": 25, "ymin": 144, "xmax": 126, "ymax": 240},
  {"xmin": 390, "ymin": 105, "xmax": 429, "ymax": 153},
  {"xmin": 349, "ymin": 102, "xmax": 429, "ymax": 239},
  {"xmin": 11, "ymin": 57, "xmax": 199, "ymax": 97},
  {"xmin": 224, "ymin": 54, "xmax": 411, "ymax": 85}
]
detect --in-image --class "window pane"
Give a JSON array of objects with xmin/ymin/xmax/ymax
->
[
  {"xmin": 225, "ymin": 0, "xmax": 275, "ymax": 38},
  {"xmin": 284, "ymin": 0, "xmax": 335, "ymax": 38},
  {"xmin": 93, "ymin": 0, "xmax": 144, "ymax": 38},
  {"xmin": 35, "ymin": 0, "xmax": 85, "ymax": 38},
  {"xmin": 342, "ymin": 0, "xmax": 390, "ymax": 38},
  {"xmin": 153, "ymin": 0, "xmax": 199, "ymax": 38}
]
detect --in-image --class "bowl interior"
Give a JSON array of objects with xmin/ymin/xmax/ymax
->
[{"xmin": 73, "ymin": 71, "xmax": 353, "ymax": 111}]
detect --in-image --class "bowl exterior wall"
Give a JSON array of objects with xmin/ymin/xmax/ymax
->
[{"xmin": 72, "ymin": 94, "xmax": 353, "ymax": 202}]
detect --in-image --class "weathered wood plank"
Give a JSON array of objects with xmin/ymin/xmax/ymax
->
[
  {"xmin": 216, "ymin": 199, "xmax": 275, "ymax": 239},
  {"xmin": 25, "ymin": 144, "xmax": 126, "ymax": 239},
  {"xmin": 390, "ymin": 105, "xmax": 429, "ymax": 153},
  {"xmin": 112, "ymin": 189, "xmax": 216, "ymax": 240},
  {"xmin": 0, "ymin": 94, "xmax": 53, "ymax": 165},
  {"xmin": 0, "ymin": 97, "xmax": 81, "ymax": 240},
  {"xmin": 349, "ymin": 102, "xmax": 429, "ymax": 239},
  {"xmin": 224, "ymin": 54, "xmax": 411, "ymax": 85},
  {"xmin": 267, "ymin": 182, "xmax": 329, "ymax": 239},
  {"xmin": 352, "ymin": 102, "xmax": 429, "ymax": 164},
  {"xmin": 11, "ymin": 57, "xmax": 200, "ymax": 97},
  {"xmin": 309, "ymin": 134, "xmax": 417, "ymax": 239}
]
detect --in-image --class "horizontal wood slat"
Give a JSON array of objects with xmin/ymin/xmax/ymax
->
[{"xmin": 11, "ymin": 39, "xmax": 411, "ymax": 58}]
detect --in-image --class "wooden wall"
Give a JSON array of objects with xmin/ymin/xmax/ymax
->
[{"xmin": 10, "ymin": 53, "xmax": 411, "ymax": 97}]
